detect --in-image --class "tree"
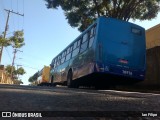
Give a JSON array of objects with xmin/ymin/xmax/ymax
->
[
  {"xmin": 45, "ymin": 0, "xmax": 160, "ymax": 31},
  {"xmin": 28, "ymin": 72, "xmax": 39, "ymax": 83},
  {"xmin": 28, "ymin": 76, "xmax": 34, "ymax": 83},
  {"xmin": 16, "ymin": 67, "xmax": 26, "ymax": 75},
  {"xmin": 0, "ymin": 33, "xmax": 11, "ymax": 47},
  {"xmin": 13, "ymin": 79, "xmax": 23, "ymax": 85},
  {"xmin": 5, "ymin": 65, "xmax": 15, "ymax": 75},
  {"xmin": 5, "ymin": 65, "xmax": 26, "ymax": 84},
  {"xmin": 0, "ymin": 30, "xmax": 25, "ymax": 50},
  {"xmin": 9, "ymin": 30, "xmax": 25, "ymax": 48}
]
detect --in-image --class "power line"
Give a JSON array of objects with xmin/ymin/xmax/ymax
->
[
  {"xmin": 14, "ymin": 58, "xmax": 48, "ymax": 70},
  {"xmin": 0, "ymin": 1, "xmax": 5, "ymax": 18},
  {"xmin": 22, "ymin": 65, "xmax": 39, "ymax": 70},
  {"xmin": 11, "ymin": 49, "xmax": 23, "ymax": 79},
  {"xmin": 0, "ymin": 9, "xmax": 24, "ymax": 64},
  {"xmin": 10, "ymin": 0, "xmax": 15, "ymax": 31},
  {"xmin": 21, "ymin": 52, "xmax": 48, "ymax": 63},
  {"xmin": 14, "ymin": 0, "xmax": 24, "ymax": 31},
  {"xmin": 4, "ymin": 47, "xmax": 12, "ymax": 62},
  {"xmin": 17, "ymin": 0, "xmax": 19, "ymax": 13},
  {"xmin": 17, "ymin": 0, "xmax": 19, "ymax": 29},
  {"xmin": 12, "ymin": 13, "xmax": 16, "ymax": 31},
  {"xmin": 0, "ymin": 0, "xmax": 6, "ymax": 32},
  {"xmin": 11, "ymin": 0, "xmax": 13, "ymax": 10},
  {"xmin": 14, "ymin": 63, "xmax": 39, "ymax": 70},
  {"xmin": 23, "ymin": 0, "xmax": 24, "ymax": 14},
  {"xmin": 6, "ymin": 31, "xmax": 14, "ymax": 35},
  {"xmin": 22, "ymin": 0, "xmax": 24, "ymax": 30},
  {"xmin": 2, "ymin": 0, "xmax": 24, "ymax": 32}
]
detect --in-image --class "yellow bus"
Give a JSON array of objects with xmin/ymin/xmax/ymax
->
[{"xmin": 37, "ymin": 66, "xmax": 50, "ymax": 86}]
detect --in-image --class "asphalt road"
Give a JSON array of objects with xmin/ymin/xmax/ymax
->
[{"xmin": 0, "ymin": 84, "xmax": 160, "ymax": 120}]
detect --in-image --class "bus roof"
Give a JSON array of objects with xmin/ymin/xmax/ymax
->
[
  {"xmin": 51, "ymin": 18, "xmax": 98, "ymax": 62},
  {"xmin": 51, "ymin": 17, "xmax": 144, "ymax": 62}
]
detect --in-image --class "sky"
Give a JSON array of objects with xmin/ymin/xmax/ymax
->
[{"xmin": 0, "ymin": 0, "xmax": 160, "ymax": 85}]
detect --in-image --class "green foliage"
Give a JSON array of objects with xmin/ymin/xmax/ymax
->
[
  {"xmin": 16, "ymin": 67, "xmax": 26, "ymax": 75},
  {"xmin": 5, "ymin": 65, "xmax": 15, "ymax": 75},
  {"xmin": 0, "ymin": 30, "xmax": 25, "ymax": 48},
  {"xmin": 5, "ymin": 65, "xmax": 26, "ymax": 77},
  {"xmin": 45, "ymin": 0, "xmax": 160, "ymax": 31},
  {"xmin": 28, "ymin": 72, "xmax": 39, "ymax": 82},
  {"xmin": 5, "ymin": 65, "xmax": 26, "ymax": 85},
  {"xmin": 13, "ymin": 79, "xmax": 23, "ymax": 85},
  {"xmin": 0, "ymin": 34, "xmax": 11, "ymax": 47},
  {"xmin": 9, "ymin": 30, "xmax": 25, "ymax": 48}
]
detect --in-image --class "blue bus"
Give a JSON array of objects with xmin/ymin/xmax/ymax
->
[{"xmin": 50, "ymin": 17, "xmax": 146, "ymax": 88}]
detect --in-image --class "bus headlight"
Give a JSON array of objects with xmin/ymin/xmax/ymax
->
[{"xmin": 105, "ymin": 66, "xmax": 109, "ymax": 71}]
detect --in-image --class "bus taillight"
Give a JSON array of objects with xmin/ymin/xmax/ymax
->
[{"xmin": 119, "ymin": 59, "xmax": 128, "ymax": 64}]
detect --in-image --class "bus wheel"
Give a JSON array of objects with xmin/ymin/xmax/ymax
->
[
  {"xmin": 51, "ymin": 76, "xmax": 54, "ymax": 84},
  {"xmin": 67, "ymin": 71, "xmax": 73, "ymax": 88},
  {"xmin": 67, "ymin": 71, "xmax": 79, "ymax": 88}
]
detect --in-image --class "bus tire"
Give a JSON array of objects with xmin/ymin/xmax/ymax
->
[
  {"xmin": 51, "ymin": 76, "xmax": 54, "ymax": 84},
  {"xmin": 67, "ymin": 71, "xmax": 74, "ymax": 88},
  {"xmin": 67, "ymin": 71, "xmax": 79, "ymax": 88}
]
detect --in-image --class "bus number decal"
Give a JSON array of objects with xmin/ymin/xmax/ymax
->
[{"xmin": 122, "ymin": 70, "xmax": 132, "ymax": 76}]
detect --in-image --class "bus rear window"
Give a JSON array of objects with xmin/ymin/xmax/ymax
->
[{"xmin": 131, "ymin": 27, "xmax": 141, "ymax": 35}]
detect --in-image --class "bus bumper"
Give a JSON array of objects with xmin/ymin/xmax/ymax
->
[{"xmin": 93, "ymin": 62, "xmax": 145, "ymax": 81}]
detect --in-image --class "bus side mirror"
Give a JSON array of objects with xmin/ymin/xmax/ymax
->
[{"xmin": 50, "ymin": 64, "xmax": 54, "ymax": 68}]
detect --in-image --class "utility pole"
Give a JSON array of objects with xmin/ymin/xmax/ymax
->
[
  {"xmin": 0, "ymin": 9, "xmax": 24, "ymax": 64},
  {"xmin": 11, "ymin": 49, "xmax": 22, "ymax": 80},
  {"xmin": 16, "ymin": 64, "xmax": 22, "ymax": 81}
]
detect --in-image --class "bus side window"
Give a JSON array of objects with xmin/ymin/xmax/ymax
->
[
  {"xmin": 73, "ymin": 42, "xmax": 77, "ymax": 50},
  {"xmin": 67, "ymin": 47, "xmax": 70, "ymax": 54},
  {"xmin": 70, "ymin": 45, "xmax": 73, "ymax": 58},
  {"xmin": 57, "ymin": 57, "xmax": 59, "ymax": 65},
  {"xmin": 89, "ymin": 37, "xmax": 94, "ymax": 48},
  {"xmin": 70, "ymin": 45, "xmax": 73, "ymax": 52},
  {"xmin": 60, "ymin": 56, "xmax": 62, "ymax": 64},
  {"xmin": 82, "ymin": 32, "xmax": 88, "ymax": 43},
  {"xmin": 58, "ymin": 55, "xmax": 61, "ymax": 65},
  {"xmin": 54, "ymin": 58, "xmax": 57, "ymax": 67},
  {"xmin": 90, "ymin": 26, "xmax": 96, "ymax": 38},
  {"xmin": 89, "ymin": 26, "xmax": 96, "ymax": 47},
  {"xmin": 59, "ymin": 55, "xmax": 62, "ymax": 60},
  {"xmin": 66, "ymin": 53, "xmax": 71, "ymax": 61},
  {"xmin": 51, "ymin": 59, "xmax": 55, "ymax": 68},
  {"xmin": 61, "ymin": 51, "xmax": 66, "ymax": 64},
  {"xmin": 90, "ymin": 28, "xmax": 94, "ymax": 38},
  {"xmin": 51, "ymin": 64, "xmax": 54, "ymax": 69},
  {"xmin": 54, "ymin": 62, "xmax": 56, "ymax": 68},
  {"xmin": 51, "ymin": 59, "xmax": 54, "ymax": 66},
  {"xmin": 62, "ymin": 51, "xmax": 66, "ymax": 58},
  {"xmin": 77, "ymin": 39, "xmax": 81, "ymax": 46},
  {"xmin": 80, "ymin": 32, "xmax": 89, "ymax": 53},
  {"xmin": 61, "ymin": 57, "xmax": 65, "ymax": 64},
  {"xmin": 64, "ymin": 51, "xmax": 67, "ymax": 56},
  {"xmin": 80, "ymin": 41, "xmax": 88, "ymax": 53},
  {"xmin": 72, "ymin": 47, "xmax": 80, "ymax": 58}
]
